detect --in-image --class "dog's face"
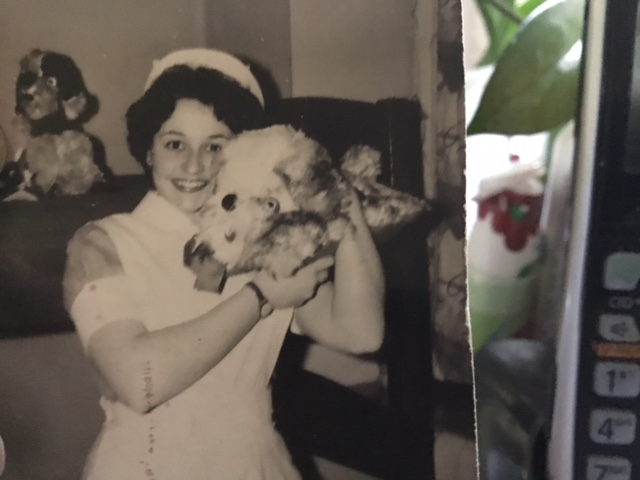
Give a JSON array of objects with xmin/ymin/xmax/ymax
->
[
  {"xmin": 15, "ymin": 49, "xmax": 95, "ymax": 126},
  {"xmin": 185, "ymin": 126, "xmax": 428, "ymax": 284},
  {"xmin": 193, "ymin": 125, "xmax": 348, "ymax": 273},
  {"xmin": 16, "ymin": 50, "xmax": 59, "ymax": 121},
  {"xmin": 196, "ymin": 126, "xmax": 303, "ymax": 269},
  {"xmin": 211, "ymin": 130, "xmax": 300, "ymax": 216}
]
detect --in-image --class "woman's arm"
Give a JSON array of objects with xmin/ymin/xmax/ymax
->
[
  {"xmin": 65, "ymin": 225, "xmax": 332, "ymax": 414},
  {"xmin": 292, "ymin": 194, "xmax": 385, "ymax": 354},
  {"xmin": 85, "ymin": 287, "xmax": 264, "ymax": 413}
]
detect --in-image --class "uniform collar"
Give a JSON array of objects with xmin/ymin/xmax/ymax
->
[{"xmin": 132, "ymin": 191, "xmax": 200, "ymax": 235}]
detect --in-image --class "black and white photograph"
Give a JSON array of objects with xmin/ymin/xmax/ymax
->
[{"xmin": 0, "ymin": 1, "xmax": 475, "ymax": 479}]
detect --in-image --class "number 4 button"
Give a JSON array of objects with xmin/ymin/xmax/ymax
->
[
  {"xmin": 587, "ymin": 456, "xmax": 631, "ymax": 480},
  {"xmin": 590, "ymin": 409, "xmax": 636, "ymax": 445}
]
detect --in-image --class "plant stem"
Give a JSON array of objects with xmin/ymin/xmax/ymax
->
[{"xmin": 486, "ymin": 0, "xmax": 523, "ymax": 24}]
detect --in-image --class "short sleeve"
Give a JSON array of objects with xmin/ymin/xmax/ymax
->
[
  {"xmin": 69, "ymin": 276, "xmax": 142, "ymax": 349},
  {"xmin": 63, "ymin": 222, "xmax": 124, "ymax": 310},
  {"xmin": 63, "ymin": 222, "xmax": 141, "ymax": 348}
]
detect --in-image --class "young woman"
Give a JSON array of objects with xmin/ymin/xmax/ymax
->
[{"xmin": 63, "ymin": 49, "xmax": 384, "ymax": 479}]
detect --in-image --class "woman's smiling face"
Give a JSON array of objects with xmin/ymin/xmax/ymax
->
[{"xmin": 149, "ymin": 98, "xmax": 232, "ymax": 215}]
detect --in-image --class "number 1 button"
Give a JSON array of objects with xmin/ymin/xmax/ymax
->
[{"xmin": 594, "ymin": 362, "xmax": 640, "ymax": 398}]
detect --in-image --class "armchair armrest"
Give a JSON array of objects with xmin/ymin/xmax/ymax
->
[{"xmin": 0, "ymin": 176, "xmax": 149, "ymax": 337}]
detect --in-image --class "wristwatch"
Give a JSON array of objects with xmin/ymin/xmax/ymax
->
[{"xmin": 245, "ymin": 281, "xmax": 274, "ymax": 319}]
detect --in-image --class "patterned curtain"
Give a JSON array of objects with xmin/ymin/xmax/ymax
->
[
  {"xmin": 416, "ymin": 2, "xmax": 478, "ymax": 480},
  {"xmin": 417, "ymin": 0, "xmax": 470, "ymax": 384}
]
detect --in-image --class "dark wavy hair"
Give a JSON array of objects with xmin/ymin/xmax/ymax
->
[{"xmin": 126, "ymin": 65, "xmax": 266, "ymax": 174}]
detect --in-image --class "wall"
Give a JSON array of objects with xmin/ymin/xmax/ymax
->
[
  {"xmin": 0, "ymin": 0, "xmax": 420, "ymax": 169},
  {"xmin": 0, "ymin": 0, "xmax": 208, "ymax": 175},
  {"xmin": 0, "ymin": 0, "xmax": 424, "ymax": 171},
  {"xmin": 290, "ymin": 0, "xmax": 416, "ymax": 101},
  {"xmin": 204, "ymin": 0, "xmax": 292, "ymax": 99}
]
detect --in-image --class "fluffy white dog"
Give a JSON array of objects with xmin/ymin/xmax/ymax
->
[{"xmin": 184, "ymin": 125, "xmax": 426, "ymax": 292}]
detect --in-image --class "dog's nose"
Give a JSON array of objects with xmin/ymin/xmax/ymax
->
[
  {"xmin": 224, "ymin": 231, "xmax": 236, "ymax": 242},
  {"xmin": 221, "ymin": 194, "xmax": 237, "ymax": 211},
  {"xmin": 20, "ymin": 93, "xmax": 34, "ymax": 103}
]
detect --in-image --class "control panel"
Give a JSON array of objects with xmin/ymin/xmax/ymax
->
[
  {"xmin": 576, "ymin": 249, "xmax": 640, "ymax": 480},
  {"xmin": 570, "ymin": 2, "xmax": 640, "ymax": 479}
]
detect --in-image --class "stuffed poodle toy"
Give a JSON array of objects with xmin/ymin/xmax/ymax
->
[
  {"xmin": 184, "ymin": 125, "xmax": 427, "ymax": 292},
  {"xmin": 0, "ymin": 48, "xmax": 111, "ymax": 200}
]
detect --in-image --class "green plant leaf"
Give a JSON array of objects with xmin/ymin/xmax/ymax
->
[
  {"xmin": 476, "ymin": 0, "xmax": 520, "ymax": 66},
  {"xmin": 476, "ymin": 0, "xmax": 547, "ymax": 66},
  {"xmin": 468, "ymin": 0, "xmax": 585, "ymax": 135}
]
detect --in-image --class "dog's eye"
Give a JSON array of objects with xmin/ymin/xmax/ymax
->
[
  {"xmin": 265, "ymin": 198, "xmax": 280, "ymax": 213},
  {"xmin": 221, "ymin": 194, "xmax": 237, "ymax": 211},
  {"xmin": 46, "ymin": 77, "xmax": 57, "ymax": 88}
]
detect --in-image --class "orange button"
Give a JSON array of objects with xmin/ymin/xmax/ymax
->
[{"xmin": 593, "ymin": 341, "xmax": 640, "ymax": 359}]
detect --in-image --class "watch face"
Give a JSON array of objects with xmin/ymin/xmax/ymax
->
[{"xmin": 260, "ymin": 302, "xmax": 274, "ymax": 318}]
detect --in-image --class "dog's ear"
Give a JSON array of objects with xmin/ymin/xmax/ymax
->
[
  {"xmin": 339, "ymin": 145, "xmax": 429, "ymax": 240},
  {"xmin": 63, "ymin": 90, "xmax": 98, "ymax": 123},
  {"xmin": 40, "ymin": 52, "xmax": 99, "ymax": 122},
  {"xmin": 273, "ymin": 152, "xmax": 310, "ymax": 190},
  {"xmin": 62, "ymin": 92, "xmax": 87, "ymax": 121},
  {"xmin": 19, "ymin": 49, "xmax": 46, "ymax": 76},
  {"xmin": 274, "ymin": 141, "xmax": 348, "ymax": 217},
  {"xmin": 274, "ymin": 142, "xmax": 333, "ymax": 191}
]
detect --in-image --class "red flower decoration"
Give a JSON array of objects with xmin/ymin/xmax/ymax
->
[{"xmin": 477, "ymin": 189, "xmax": 542, "ymax": 251}]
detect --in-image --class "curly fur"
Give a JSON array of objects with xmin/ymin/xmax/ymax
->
[
  {"xmin": 15, "ymin": 49, "xmax": 99, "ymax": 129},
  {"xmin": 1, "ymin": 49, "xmax": 108, "ymax": 199},
  {"xmin": 185, "ymin": 125, "xmax": 427, "ymax": 290},
  {"xmin": 25, "ymin": 131, "xmax": 100, "ymax": 195}
]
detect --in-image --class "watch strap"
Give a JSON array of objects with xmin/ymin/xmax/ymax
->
[{"xmin": 245, "ymin": 281, "xmax": 274, "ymax": 319}]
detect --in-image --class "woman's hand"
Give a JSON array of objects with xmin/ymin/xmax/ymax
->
[{"xmin": 252, "ymin": 256, "xmax": 334, "ymax": 309}]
